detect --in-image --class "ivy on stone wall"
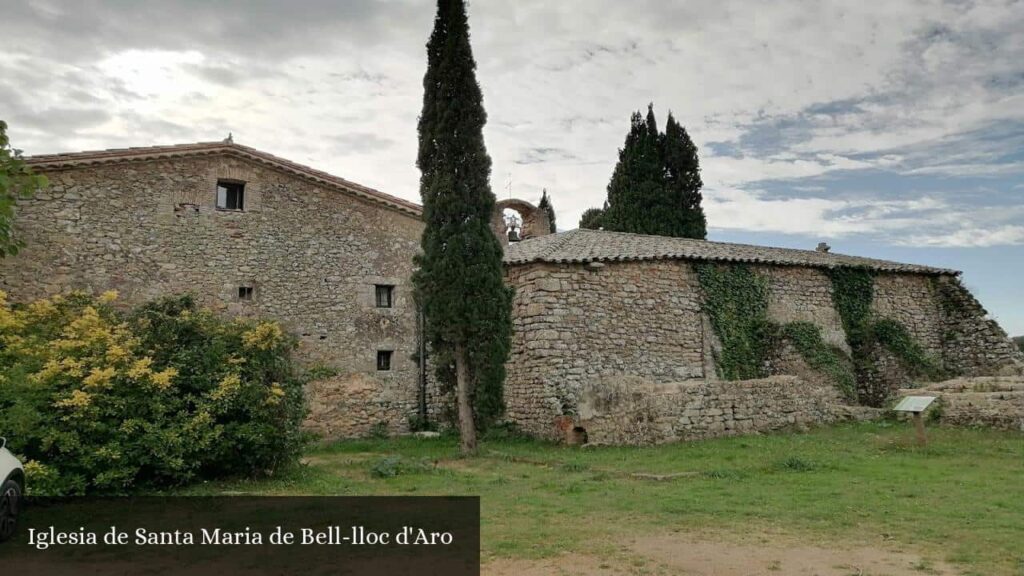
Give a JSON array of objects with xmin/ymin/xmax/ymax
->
[
  {"xmin": 828, "ymin": 267, "xmax": 947, "ymax": 405},
  {"xmin": 827, "ymin": 267, "xmax": 875, "ymax": 349},
  {"xmin": 697, "ymin": 263, "xmax": 857, "ymax": 397},
  {"xmin": 872, "ymin": 318, "xmax": 948, "ymax": 381},
  {"xmin": 697, "ymin": 262, "xmax": 945, "ymax": 405},
  {"xmin": 779, "ymin": 322, "xmax": 857, "ymax": 401},
  {"xmin": 695, "ymin": 263, "xmax": 773, "ymax": 380}
]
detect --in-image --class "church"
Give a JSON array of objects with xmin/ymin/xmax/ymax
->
[{"xmin": 3, "ymin": 139, "xmax": 1020, "ymax": 442}]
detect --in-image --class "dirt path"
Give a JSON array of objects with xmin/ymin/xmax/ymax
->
[{"xmin": 485, "ymin": 532, "xmax": 957, "ymax": 576}]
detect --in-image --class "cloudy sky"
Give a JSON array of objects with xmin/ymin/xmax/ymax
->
[{"xmin": 3, "ymin": 0, "xmax": 1023, "ymax": 333}]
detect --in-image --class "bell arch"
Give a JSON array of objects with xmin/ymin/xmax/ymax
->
[{"xmin": 491, "ymin": 198, "xmax": 553, "ymax": 247}]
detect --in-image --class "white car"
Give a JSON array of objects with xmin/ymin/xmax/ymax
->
[{"xmin": 0, "ymin": 437, "xmax": 24, "ymax": 543}]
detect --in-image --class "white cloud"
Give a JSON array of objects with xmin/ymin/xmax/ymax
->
[
  {"xmin": 1, "ymin": 0, "xmax": 1022, "ymax": 248},
  {"xmin": 703, "ymin": 187, "xmax": 949, "ymax": 237},
  {"xmin": 906, "ymin": 225, "xmax": 1024, "ymax": 248},
  {"xmin": 705, "ymin": 185, "xmax": 1024, "ymax": 248}
]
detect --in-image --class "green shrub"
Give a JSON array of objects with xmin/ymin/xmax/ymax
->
[{"xmin": 0, "ymin": 291, "xmax": 307, "ymax": 495}]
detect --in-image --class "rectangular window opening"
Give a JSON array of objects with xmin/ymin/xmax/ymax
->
[
  {"xmin": 377, "ymin": 350, "xmax": 393, "ymax": 371},
  {"xmin": 216, "ymin": 180, "xmax": 245, "ymax": 210},
  {"xmin": 375, "ymin": 285, "xmax": 394, "ymax": 308},
  {"xmin": 238, "ymin": 286, "xmax": 254, "ymax": 301}
]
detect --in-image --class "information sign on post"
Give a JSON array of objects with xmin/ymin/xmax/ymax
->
[{"xmin": 893, "ymin": 395, "xmax": 937, "ymax": 446}]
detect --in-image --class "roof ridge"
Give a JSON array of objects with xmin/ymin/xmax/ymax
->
[
  {"xmin": 535, "ymin": 229, "xmax": 580, "ymax": 260},
  {"xmin": 503, "ymin": 228, "xmax": 958, "ymax": 275},
  {"xmin": 566, "ymin": 228, "xmax": 938, "ymax": 269}
]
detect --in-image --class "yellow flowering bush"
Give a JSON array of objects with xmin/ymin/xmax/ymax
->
[{"xmin": 0, "ymin": 292, "xmax": 306, "ymax": 495}]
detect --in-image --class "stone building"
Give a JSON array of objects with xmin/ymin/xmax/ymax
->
[
  {"xmin": 502, "ymin": 229, "xmax": 1024, "ymax": 443},
  {"xmin": 2, "ymin": 140, "xmax": 426, "ymax": 438},
  {"xmin": 4, "ymin": 141, "xmax": 1021, "ymax": 442}
]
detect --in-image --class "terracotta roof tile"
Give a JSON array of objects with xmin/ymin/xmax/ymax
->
[{"xmin": 504, "ymin": 229, "xmax": 958, "ymax": 275}]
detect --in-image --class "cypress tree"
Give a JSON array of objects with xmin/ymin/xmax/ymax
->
[
  {"xmin": 663, "ymin": 113, "xmax": 706, "ymax": 239},
  {"xmin": 579, "ymin": 207, "xmax": 604, "ymax": 230},
  {"xmin": 538, "ymin": 188, "xmax": 556, "ymax": 233},
  {"xmin": 0, "ymin": 120, "xmax": 48, "ymax": 257},
  {"xmin": 599, "ymin": 105, "xmax": 706, "ymax": 239},
  {"xmin": 415, "ymin": 0, "xmax": 512, "ymax": 454},
  {"xmin": 603, "ymin": 106, "xmax": 664, "ymax": 234}
]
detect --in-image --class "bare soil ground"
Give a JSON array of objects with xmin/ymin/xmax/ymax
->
[{"xmin": 485, "ymin": 531, "xmax": 956, "ymax": 576}]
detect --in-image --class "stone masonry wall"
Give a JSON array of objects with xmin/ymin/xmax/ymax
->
[
  {"xmin": 576, "ymin": 375, "xmax": 866, "ymax": 445},
  {"xmin": 504, "ymin": 260, "xmax": 705, "ymax": 437},
  {"xmin": 503, "ymin": 258, "xmax": 1019, "ymax": 443},
  {"xmin": 934, "ymin": 276, "xmax": 1024, "ymax": 376},
  {"xmin": 872, "ymin": 273, "xmax": 945, "ymax": 358},
  {"xmin": 761, "ymin": 266, "xmax": 849, "ymax": 354},
  {"xmin": 899, "ymin": 377, "xmax": 1023, "ymax": 431},
  {"xmin": 11, "ymin": 155, "xmax": 1019, "ymax": 443},
  {"xmin": 503, "ymin": 261, "xmax": 871, "ymax": 440},
  {"xmin": 0, "ymin": 155, "xmax": 425, "ymax": 439}
]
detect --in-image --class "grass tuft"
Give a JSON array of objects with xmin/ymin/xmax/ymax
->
[{"xmin": 775, "ymin": 456, "xmax": 818, "ymax": 472}]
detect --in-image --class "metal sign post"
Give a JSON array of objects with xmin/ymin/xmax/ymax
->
[{"xmin": 893, "ymin": 396, "xmax": 937, "ymax": 446}]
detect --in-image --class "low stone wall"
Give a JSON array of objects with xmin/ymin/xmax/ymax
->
[
  {"xmin": 305, "ymin": 373, "xmax": 420, "ymax": 438},
  {"xmin": 572, "ymin": 375, "xmax": 875, "ymax": 445},
  {"xmin": 899, "ymin": 377, "xmax": 1024, "ymax": 431}
]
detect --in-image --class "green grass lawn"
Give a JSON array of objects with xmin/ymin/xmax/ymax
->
[{"xmin": 180, "ymin": 422, "xmax": 1024, "ymax": 575}]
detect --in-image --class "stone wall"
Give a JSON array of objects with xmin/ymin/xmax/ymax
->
[
  {"xmin": 872, "ymin": 273, "xmax": 945, "ymax": 357},
  {"xmin": 503, "ymin": 260, "xmax": 884, "ymax": 439},
  {"xmin": 934, "ymin": 276, "xmax": 1024, "ymax": 376},
  {"xmin": 898, "ymin": 377, "xmax": 1023, "ymax": 431},
  {"xmin": 0, "ymin": 154, "xmax": 425, "ymax": 438},
  {"xmin": 504, "ymin": 260, "xmax": 706, "ymax": 437},
  {"xmin": 10, "ymin": 153, "xmax": 1020, "ymax": 443},
  {"xmin": 503, "ymin": 258, "xmax": 1022, "ymax": 443},
  {"xmin": 762, "ymin": 266, "xmax": 848, "ymax": 353},
  {"xmin": 575, "ymin": 375, "xmax": 872, "ymax": 445}
]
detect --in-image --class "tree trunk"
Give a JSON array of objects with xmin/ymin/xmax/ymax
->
[{"xmin": 454, "ymin": 342, "xmax": 477, "ymax": 455}]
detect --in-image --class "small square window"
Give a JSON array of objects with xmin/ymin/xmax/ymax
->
[
  {"xmin": 377, "ymin": 350, "xmax": 393, "ymax": 371},
  {"xmin": 238, "ymin": 286, "xmax": 254, "ymax": 301},
  {"xmin": 216, "ymin": 180, "xmax": 245, "ymax": 210},
  {"xmin": 375, "ymin": 285, "xmax": 394, "ymax": 308}
]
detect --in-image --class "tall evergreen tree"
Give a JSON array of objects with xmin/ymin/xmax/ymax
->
[
  {"xmin": 599, "ymin": 105, "xmax": 706, "ymax": 239},
  {"xmin": 603, "ymin": 106, "xmax": 664, "ymax": 234},
  {"xmin": 579, "ymin": 207, "xmax": 604, "ymax": 230},
  {"xmin": 538, "ymin": 188, "xmax": 556, "ymax": 233},
  {"xmin": 662, "ymin": 113, "xmax": 706, "ymax": 239},
  {"xmin": 0, "ymin": 120, "xmax": 47, "ymax": 257},
  {"xmin": 414, "ymin": 0, "xmax": 512, "ymax": 455}
]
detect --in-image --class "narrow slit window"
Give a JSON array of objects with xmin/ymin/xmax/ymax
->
[
  {"xmin": 216, "ymin": 180, "xmax": 245, "ymax": 210},
  {"xmin": 375, "ymin": 285, "xmax": 394, "ymax": 308},
  {"xmin": 238, "ymin": 286, "xmax": 254, "ymax": 301},
  {"xmin": 377, "ymin": 350, "xmax": 393, "ymax": 371}
]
